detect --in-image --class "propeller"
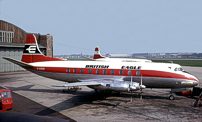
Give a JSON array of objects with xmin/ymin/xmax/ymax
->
[
  {"xmin": 140, "ymin": 75, "xmax": 146, "ymax": 89},
  {"xmin": 128, "ymin": 74, "xmax": 146, "ymax": 103}
]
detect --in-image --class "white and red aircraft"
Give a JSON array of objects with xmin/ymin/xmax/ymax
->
[{"xmin": 3, "ymin": 34, "xmax": 199, "ymax": 100}]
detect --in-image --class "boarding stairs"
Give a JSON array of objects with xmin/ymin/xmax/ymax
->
[{"xmin": 194, "ymin": 92, "xmax": 202, "ymax": 107}]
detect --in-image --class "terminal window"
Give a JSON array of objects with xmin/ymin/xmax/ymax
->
[{"xmin": 0, "ymin": 30, "xmax": 14, "ymax": 43}]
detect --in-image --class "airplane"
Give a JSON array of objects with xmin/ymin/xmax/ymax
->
[
  {"xmin": 3, "ymin": 34, "xmax": 199, "ymax": 100},
  {"xmin": 83, "ymin": 46, "xmax": 152, "ymax": 63}
]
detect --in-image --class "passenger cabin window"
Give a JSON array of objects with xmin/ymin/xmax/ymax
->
[
  {"xmin": 111, "ymin": 70, "xmax": 115, "ymax": 75},
  {"xmin": 67, "ymin": 68, "xmax": 70, "ymax": 73},
  {"xmin": 73, "ymin": 68, "xmax": 77, "ymax": 73},
  {"xmin": 128, "ymin": 70, "xmax": 131, "ymax": 76},
  {"xmin": 88, "ymin": 69, "xmax": 92, "ymax": 74},
  {"xmin": 96, "ymin": 69, "xmax": 99, "ymax": 74},
  {"xmin": 80, "ymin": 69, "xmax": 84, "ymax": 74},
  {"xmin": 119, "ymin": 70, "xmax": 123, "ymax": 75},
  {"xmin": 103, "ymin": 69, "xmax": 107, "ymax": 75},
  {"xmin": 136, "ymin": 71, "xmax": 140, "ymax": 76},
  {"xmin": 137, "ymin": 66, "xmax": 142, "ymax": 69}
]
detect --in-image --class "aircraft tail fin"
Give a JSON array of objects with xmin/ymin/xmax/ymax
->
[
  {"xmin": 93, "ymin": 46, "xmax": 106, "ymax": 59},
  {"xmin": 21, "ymin": 34, "xmax": 63, "ymax": 63}
]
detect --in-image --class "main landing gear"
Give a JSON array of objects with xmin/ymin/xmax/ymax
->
[
  {"xmin": 94, "ymin": 90, "xmax": 112, "ymax": 99},
  {"xmin": 169, "ymin": 90, "xmax": 176, "ymax": 100}
]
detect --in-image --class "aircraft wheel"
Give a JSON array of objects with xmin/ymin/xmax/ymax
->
[
  {"xmin": 62, "ymin": 89, "xmax": 67, "ymax": 92},
  {"xmin": 103, "ymin": 95, "xmax": 106, "ymax": 99},
  {"xmin": 169, "ymin": 95, "xmax": 175, "ymax": 100},
  {"xmin": 94, "ymin": 90, "xmax": 103, "ymax": 94},
  {"xmin": 105, "ymin": 91, "xmax": 112, "ymax": 95}
]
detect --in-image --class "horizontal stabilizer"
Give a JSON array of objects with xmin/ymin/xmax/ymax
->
[
  {"xmin": 3, "ymin": 57, "xmax": 34, "ymax": 68},
  {"xmin": 52, "ymin": 81, "xmax": 101, "ymax": 87},
  {"xmin": 82, "ymin": 56, "xmax": 96, "ymax": 61}
]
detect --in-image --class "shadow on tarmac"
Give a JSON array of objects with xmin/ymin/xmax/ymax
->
[
  {"xmin": 5, "ymin": 84, "xmax": 185, "ymax": 114},
  {"xmin": 0, "ymin": 86, "xmax": 76, "ymax": 122}
]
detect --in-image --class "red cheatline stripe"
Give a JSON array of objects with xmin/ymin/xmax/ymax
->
[{"xmin": 27, "ymin": 67, "xmax": 198, "ymax": 82}]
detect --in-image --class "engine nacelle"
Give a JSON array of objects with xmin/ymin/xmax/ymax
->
[
  {"xmin": 140, "ymin": 85, "xmax": 146, "ymax": 89},
  {"xmin": 88, "ymin": 81, "xmax": 141, "ymax": 92}
]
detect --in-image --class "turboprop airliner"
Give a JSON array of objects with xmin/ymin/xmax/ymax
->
[
  {"xmin": 3, "ymin": 34, "xmax": 199, "ymax": 100},
  {"xmin": 83, "ymin": 46, "xmax": 152, "ymax": 63}
]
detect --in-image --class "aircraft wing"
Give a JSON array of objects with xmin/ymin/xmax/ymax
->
[
  {"xmin": 3, "ymin": 57, "xmax": 34, "ymax": 68},
  {"xmin": 52, "ymin": 78, "xmax": 124, "ymax": 87},
  {"xmin": 52, "ymin": 81, "xmax": 101, "ymax": 87}
]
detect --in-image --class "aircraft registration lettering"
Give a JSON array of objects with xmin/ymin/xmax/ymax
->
[
  {"xmin": 37, "ymin": 67, "xmax": 45, "ymax": 70},
  {"xmin": 85, "ymin": 65, "xmax": 109, "ymax": 69}
]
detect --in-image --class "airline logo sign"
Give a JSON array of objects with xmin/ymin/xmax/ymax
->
[
  {"xmin": 23, "ymin": 45, "xmax": 40, "ymax": 54},
  {"xmin": 26, "ymin": 45, "xmax": 36, "ymax": 53}
]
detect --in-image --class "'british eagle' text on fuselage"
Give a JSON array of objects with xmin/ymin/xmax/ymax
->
[
  {"xmin": 85, "ymin": 65, "xmax": 109, "ymax": 69},
  {"xmin": 121, "ymin": 66, "xmax": 142, "ymax": 69}
]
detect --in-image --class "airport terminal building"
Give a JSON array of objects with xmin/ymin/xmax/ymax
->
[{"xmin": 0, "ymin": 20, "xmax": 53, "ymax": 72}]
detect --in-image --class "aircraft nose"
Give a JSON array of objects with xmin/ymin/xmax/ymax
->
[
  {"xmin": 191, "ymin": 75, "xmax": 199, "ymax": 86},
  {"xmin": 193, "ymin": 81, "xmax": 199, "ymax": 86},
  {"xmin": 193, "ymin": 76, "xmax": 199, "ymax": 82},
  {"xmin": 187, "ymin": 73, "xmax": 198, "ymax": 81},
  {"xmin": 186, "ymin": 73, "xmax": 199, "ymax": 85}
]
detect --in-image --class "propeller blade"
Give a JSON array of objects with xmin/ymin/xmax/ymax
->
[
  {"xmin": 130, "ymin": 75, "xmax": 133, "ymax": 103},
  {"xmin": 140, "ymin": 75, "xmax": 143, "ymax": 101},
  {"xmin": 130, "ymin": 91, "xmax": 133, "ymax": 103},
  {"xmin": 131, "ymin": 75, "xmax": 133, "ymax": 86},
  {"xmin": 140, "ymin": 94, "xmax": 142, "ymax": 101},
  {"xmin": 141, "ymin": 75, "xmax": 142, "ymax": 86}
]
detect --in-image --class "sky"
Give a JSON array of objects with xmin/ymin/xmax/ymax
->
[{"xmin": 0, "ymin": 0, "xmax": 202, "ymax": 55}]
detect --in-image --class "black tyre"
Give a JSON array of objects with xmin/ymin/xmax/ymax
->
[{"xmin": 169, "ymin": 95, "xmax": 175, "ymax": 100}]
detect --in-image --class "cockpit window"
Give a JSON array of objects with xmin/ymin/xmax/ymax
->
[
  {"xmin": 174, "ymin": 67, "xmax": 184, "ymax": 71},
  {"xmin": 179, "ymin": 67, "xmax": 183, "ymax": 71},
  {"xmin": 174, "ymin": 67, "xmax": 192, "ymax": 74}
]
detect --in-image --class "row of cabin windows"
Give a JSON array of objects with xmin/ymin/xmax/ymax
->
[{"xmin": 66, "ymin": 68, "xmax": 141, "ymax": 76}]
